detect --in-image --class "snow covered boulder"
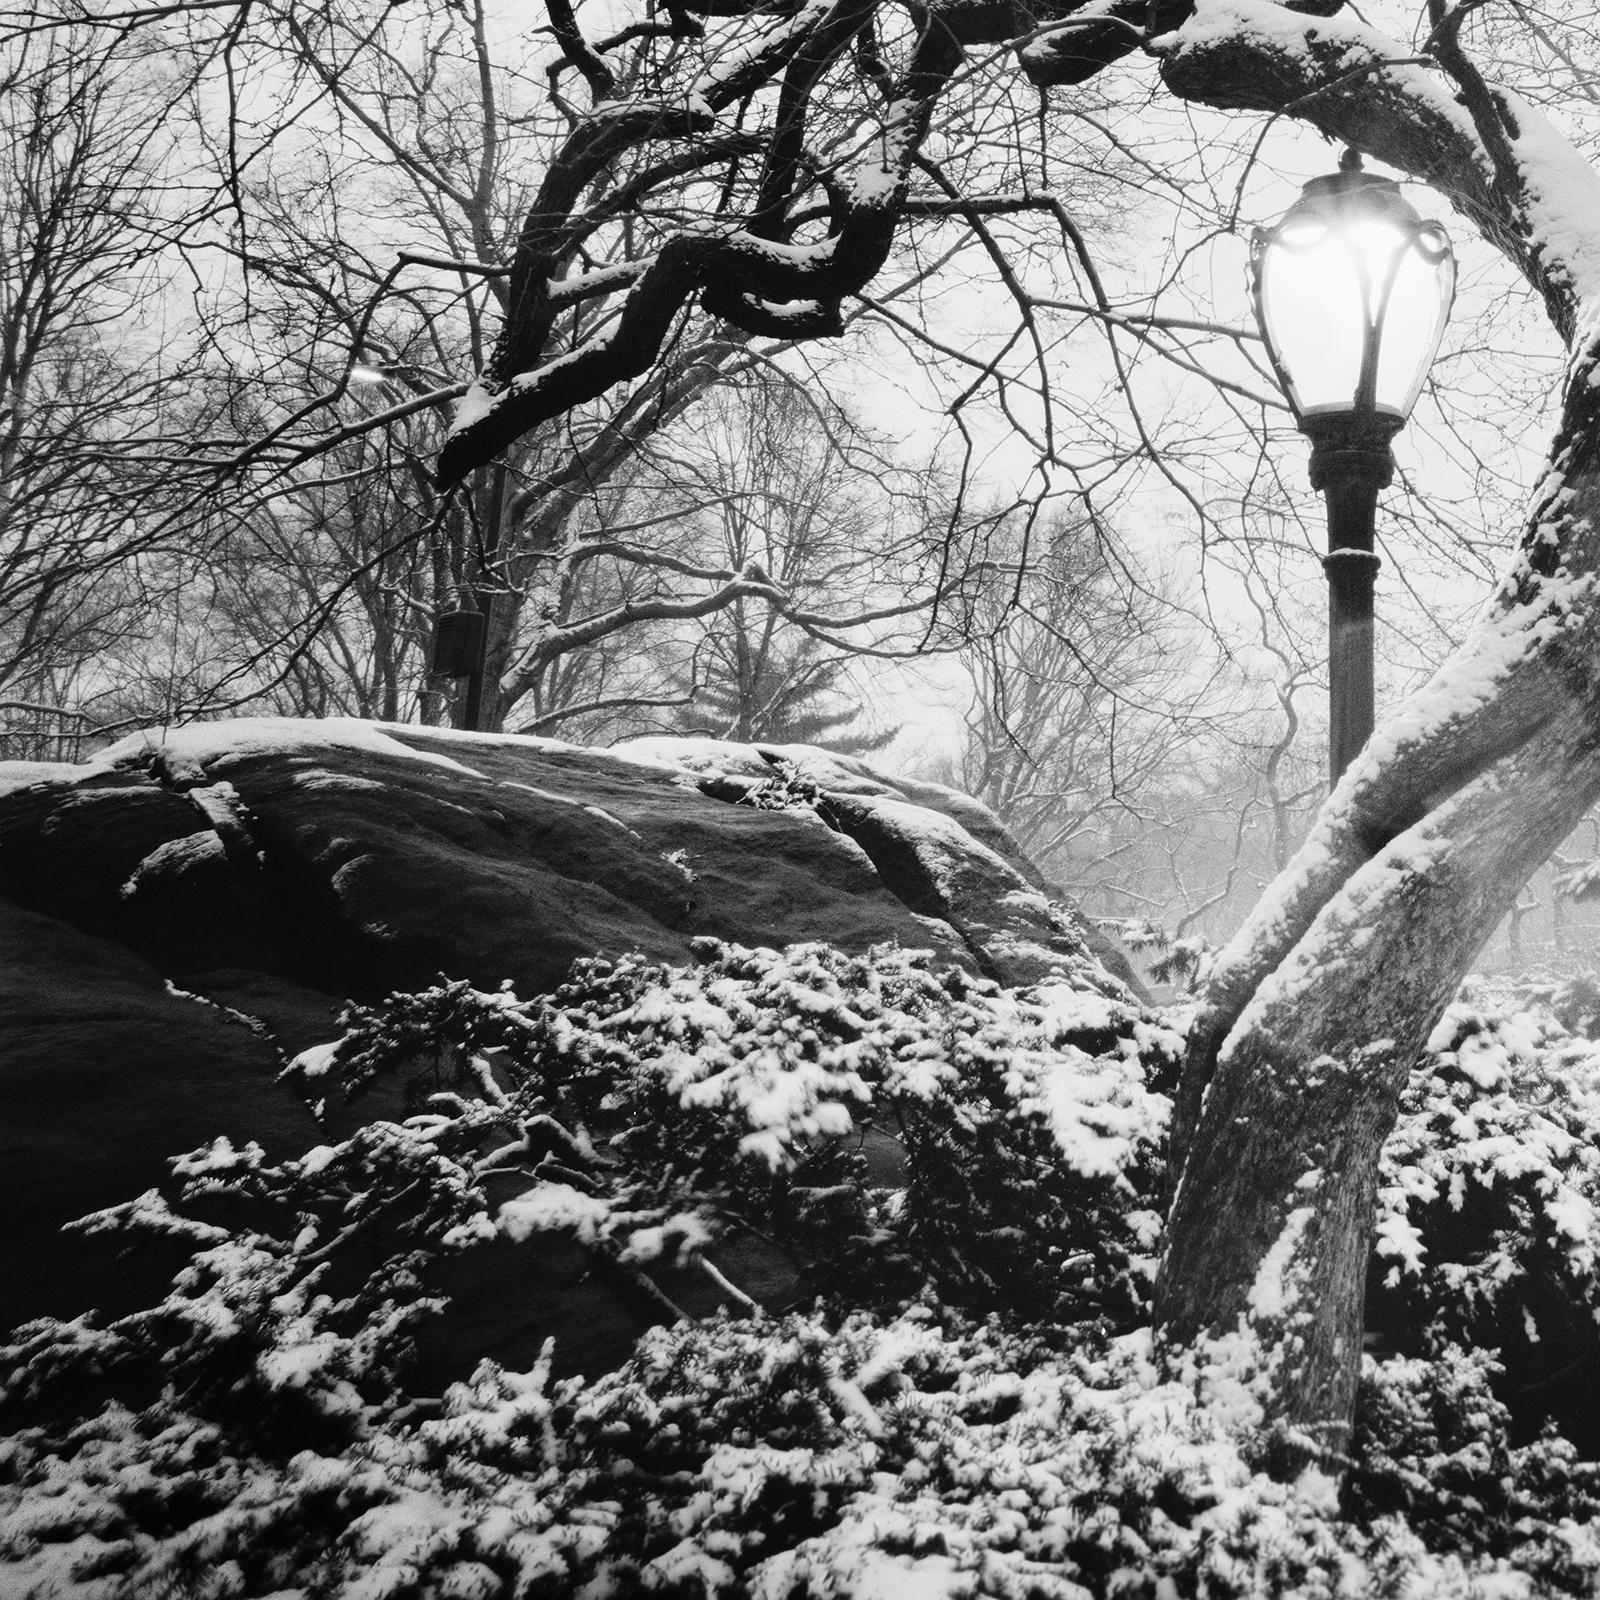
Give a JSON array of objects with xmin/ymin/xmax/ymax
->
[
  {"xmin": 615, "ymin": 733, "xmax": 1143, "ymax": 991},
  {"xmin": 0, "ymin": 718, "xmax": 1138, "ymax": 1342},
  {"xmin": 0, "ymin": 720, "xmax": 1131, "ymax": 1009}
]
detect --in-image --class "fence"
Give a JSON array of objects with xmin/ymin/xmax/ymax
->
[{"xmin": 0, "ymin": 701, "xmax": 91, "ymax": 763}]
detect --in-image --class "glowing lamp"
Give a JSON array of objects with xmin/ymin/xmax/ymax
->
[
  {"xmin": 1252, "ymin": 159, "xmax": 1454, "ymax": 428},
  {"xmin": 1249, "ymin": 151, "xmax": 1455, "ymax": 783}
]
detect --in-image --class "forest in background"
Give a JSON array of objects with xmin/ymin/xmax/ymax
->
[{"xmin": 5, "ymin": 0, "xmax": 1596, "ymax": 960}]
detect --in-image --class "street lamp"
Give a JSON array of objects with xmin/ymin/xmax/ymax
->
[{"xmin": 1250, "ymin": 149, "xmax": 1455, "ymax": 784}]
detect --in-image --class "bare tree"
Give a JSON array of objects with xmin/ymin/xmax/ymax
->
[
  {"xmin": 942, "ymin": 510, "xmax": 1208, "ymax": 878},
  {"xmin": 507, "ymin": 371, "xmax": 941, "ymax": 741},
  {"xmin": 0, "ymin": 19, "xmax": 208, "ymax": 719},
  {"xmin": 38, "ymin": 0, "xmax": 1031, "ymax": 732}
]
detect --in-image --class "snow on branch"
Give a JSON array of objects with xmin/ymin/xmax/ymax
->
[{"xmin": 439, "ymin": 11, "xmax": 962, "ymax": 486}]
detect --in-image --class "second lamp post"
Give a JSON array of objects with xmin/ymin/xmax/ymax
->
[{"xmin": 1250, "ymin": 150, "xmax": 1455, "ymax": 785}]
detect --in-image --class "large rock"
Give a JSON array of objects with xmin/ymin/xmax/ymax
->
[
  {"xmin": 1, "ymin": 720, "xmax": 1132, "ymax": 1003},
  {"xmin": 0, "ymin": 899, "xmax": 323, "ymax": 1331},
  {"xmin": 613, "ymin": 734, "xmax": 1141, "ymax": 990},
  {"xmin": 0, "ymin": 718, "xmax": 1137, "ymax": 1359}
]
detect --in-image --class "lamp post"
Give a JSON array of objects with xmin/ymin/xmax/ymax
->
[{"xmin": 1250, "ymin": 150, "xmax": 1455, "ymax": 785}]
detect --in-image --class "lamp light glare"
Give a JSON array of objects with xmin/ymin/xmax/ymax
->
[{"xmin": 1251, "ymin": 163, "xmax": 1455, "ymax": 426}]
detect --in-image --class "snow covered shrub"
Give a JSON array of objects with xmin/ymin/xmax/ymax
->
[
  {"xmin": 1504, "ymin": 973, "xmax": 1600, "ymax": 1040},
  {"xmin": 11, "ymin": 1306, "xmax": 1599, "ymax": 1599},
  {"xmin": 13, "ymin": 948, "xmax": 1600, "ymax": 1595},
  {"xmin": 295, "ymin": 939, "xmax": 1180, "ymax": 1329},
  {"xmin": 1347, "ymin": 1345, "xmax": 1600, "ymax": 1590},
  {"xmin": 1368, "ymin": 998, "xmax": 1600, "ymax": 1451},
  {"xmin": 557, "ymin": 1310, "xmax": 1366, "ymax": 1600},
  {"xmin": 732, "ymin": 756, "xmax": 828, "ymax": 813},
  {"xmin": 0, "ymin": 1124, "xmax": 491, "ymax": 1452}
]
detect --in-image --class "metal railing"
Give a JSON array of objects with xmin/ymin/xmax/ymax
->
[{"xmin": 0, "ymin": 700, "xmax": 91, "ymax": 763}]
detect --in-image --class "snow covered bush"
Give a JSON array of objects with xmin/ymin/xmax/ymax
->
[
  {"xmin": 0, "ymin": 1123, "xmax": 493, "ymax": 1450},
  {"xmin": 1369, "ymin": 997, "xmax": 1600, "ymax": 1451},
  {"xmin": 8, "ymin": 1305, "xmax": 1600, "ymax": 1598},
  {"xmin": 9, "ymin": 944, "xmax": 1600, "ymax": 1595},
  {"xmin": 1347, "ymin": 1342, "xmax": 1600, "ymax": 1581},
  {"xmin": 2, "ymin": 938, "xmax": 1177, "ymax": 1451},
  {"xmin": 1500, "ymin": 973, "xmax": 1600, "ymax": 1041},
  {"xmin": 294, "ymin": 939, "xmax": 1181, "ymax": 1328}
]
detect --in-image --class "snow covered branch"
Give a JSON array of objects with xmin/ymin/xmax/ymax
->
[{"xmin": 1157, "ymin": 0, "xmax": 1600, "ymax": 344}]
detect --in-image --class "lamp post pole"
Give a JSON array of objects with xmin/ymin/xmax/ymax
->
[{"xmin": 1306, "ymin": 414, "xmax": 1401, "ymax": 782}]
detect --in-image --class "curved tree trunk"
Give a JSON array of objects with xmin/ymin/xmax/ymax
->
[
  {"xmin": 1153, "ymin": 0, "xmax": 1600, "ymax": 1463},
  {"xmin": 1158, "ymin": 670, "xmax": 1600, "ymax": 1458}
]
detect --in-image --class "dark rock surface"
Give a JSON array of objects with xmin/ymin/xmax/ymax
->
[
  {"xmin": 0, "ymin": 718, "xmax": 1137, "ymax": 1366},
  {"xmin": 0, "ymin": 898, "xmax": 322, "ymax": 1331}
]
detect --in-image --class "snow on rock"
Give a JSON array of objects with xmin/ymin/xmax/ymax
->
[
  {"xmin": 0, "ymin": 758, "xmax": 84, "ymax": 797},
  {"xmin": 617, "ymin": 733, "xmax": 895, "ymax": 795},
  {"xmin": 0, "ymin": 717, "xmax": 1142, "ymax": 1347},
  {"xmin": 115, "ymin": 829, "xmax": 226, "ymax": 895},
  {"xmin": 2, "ymin": 717, "xmax": 1134, "ymax": 1007},
  {"xmin": 101, "ymin": 715, "xmax": 491, "ymax": 778},
  {"xmin": 289, "ymin": 1041, "xmax": 342, "ymax": 1080}
]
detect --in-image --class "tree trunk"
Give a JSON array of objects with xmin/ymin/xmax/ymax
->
[{"xmin": 1157, "ymin": 695, "xmax": 1600, "ymax": 1460}]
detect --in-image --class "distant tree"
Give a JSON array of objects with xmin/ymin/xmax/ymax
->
[
  {"xmin": 0, "ymin": 20, "xmax": 205, "ymax": 720},
  {"xmin": 647, "ymin": 375, "xmax": 921, "ymax": 750},
  {"xmin": 942, "ymin": 510, "xmax": 1204, "ymax": 884},
  {"xmin": 680, "ymin": 631, "xmax": 894, "ymax": 750}
]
